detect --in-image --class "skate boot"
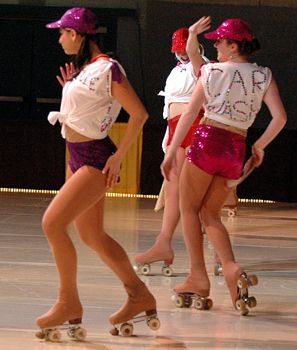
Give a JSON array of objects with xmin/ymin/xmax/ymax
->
[
  {"xmin": 35, "ymin": 301, "xmax": 86, "ymax": 342},
  {"xmin": 109, "ymin": 283, "xmax": 160, "ymax": 337},
  {"xmin": 134, "ymin": 240, "xmax": 174, "ymax": 276},
  {"xmin": 172, "ymin": 276, "xmax": 213, "ymax": 310},
  {"xmin": 226, "ymin": 268, "xmax": 258, "ymax": 316}
]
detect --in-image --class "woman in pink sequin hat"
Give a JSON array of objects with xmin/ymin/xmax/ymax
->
[
  {"xmin": 161, "ymin": 18, "xmax": 287, "ymax": 315},
  {"xmin": 35, "ymin": 7, "xmax": 160, "ymax": 340},
  {"xmin": 134, "ymin": 17, "xmax": 211, "ymax": 277}
]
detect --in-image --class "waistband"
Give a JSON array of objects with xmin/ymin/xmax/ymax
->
[{"xmin": 200, "ymin": 117, "xmax": 247, "ymax": 137}]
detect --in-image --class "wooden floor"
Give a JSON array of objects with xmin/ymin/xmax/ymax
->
[{"xmin": 0, "ymin": 192, "xmax": 297, "ymax": 350}]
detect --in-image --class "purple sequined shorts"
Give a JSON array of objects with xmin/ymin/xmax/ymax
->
[
  {"xmin": 66, "ymin": 137, "xmax": 117, "ymax": 173},
  {"xmin": 187, "ymin": 125, "xmax": 246, "ymax": 180}
]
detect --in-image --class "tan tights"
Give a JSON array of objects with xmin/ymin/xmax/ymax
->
[
  {"xmin": 42, "ymin": 165, "xmax": 143, "ymax": 308},
  {"xmin": 178, "ymin": 161, "xmax": 242, "ymax": 298}
]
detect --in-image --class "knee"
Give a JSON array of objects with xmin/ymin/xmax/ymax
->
[
  {"xmin": 200, "ymin": 205, "xmax": 220, "ymax": 226},
  {"xmin": 41, "ymin": 211, "xmax": 66, "ymax": 239}
]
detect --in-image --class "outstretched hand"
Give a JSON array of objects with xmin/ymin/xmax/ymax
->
[
  {"xmin": 189, "ymin": 16, "xmax": 211, "ymax": 36},
  {"xmin": 56, "ymin": 62, "xmax": 76, "ymax": 87}
]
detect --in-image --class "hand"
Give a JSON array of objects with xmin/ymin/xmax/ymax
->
[
  {"xmin": 102, "ymin": 154, "xmax": 122, "ymax": 188},
  {"xmin": 160, "ymin": 152, "xmax": 176, "ymax": 181},
  {"xmin": 252, "ymin": 144, "xmax": 265, "ymax": 167},
  {"xmin": 56, "ymin": 62, "xmax": 76, "ymax": 87},
  {"xmin": 189, "ymin": 16, "xmax": 211, "ymax": 36}
]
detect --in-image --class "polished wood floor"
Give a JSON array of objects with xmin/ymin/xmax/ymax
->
[{"xmin": 0, "ymin": 192, "xmax": 296, "ymax": 350}]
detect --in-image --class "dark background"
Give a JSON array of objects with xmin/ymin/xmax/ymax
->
[{"xmin": 0, "ymin": 2, "xmax": 296, "ymax": 201}]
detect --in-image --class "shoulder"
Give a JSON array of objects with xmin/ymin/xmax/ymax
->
[{"xmin": 90, "ymin": 58, "xmax": 126, "ymax": 77}]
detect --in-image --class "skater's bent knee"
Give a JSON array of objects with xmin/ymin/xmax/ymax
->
[
  {"xmin": 42, "ymin": 213, "xmax": 68, "ymax": 238},
  {"xmin": 201, "ymin": 206, "xmax": 221, "ymax": 226}
]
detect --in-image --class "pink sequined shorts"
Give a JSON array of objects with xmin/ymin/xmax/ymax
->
[{"xmin": 187, "ymin": 124, "xmax": 246, "ymax": 179}]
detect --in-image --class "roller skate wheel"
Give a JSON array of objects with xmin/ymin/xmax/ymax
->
[
  {"xmin": 120, "ymin": 322, "xmax": 133, "ymax": 337},
  {"xmin": 140, "ymin": 264, "xmax": 150, "ymax": 276},
  {"xmin": 162, "ymin": 265, "xmax": 173, "ymax": 277},
  {"xmin": 46, "ymin": 329, "xmax": 61, "ymax": 342},
  {"xmin": 35, "ymin": 330, "xmax": 45, "ymax": 339},
  {"xmin": 247, "ymin": 296, "xmax": 257, "ymax": 308},
  {"xmin": 109, "ymin": 327, "xmax": 119, "ymax": 336},
  {"xmin": 193, "ymin": 299, "xmax": 204, "ymax": 310},
  {"xmin": 133, "ymin": 264, "xmax": 138, "ymax": 272},
  {"xmin": 228, "ymin": 209, "xmax": 236, "ymax": 217},
  {"xmin": 147, "ymin": 317, "xmax": 161, "ymax": 331},
  {"xmin": 73, "ymin": 327, "xmax": 87, "ymax": 341},
  {"xmin": 249, "ymin": 274, "xmax": 258, "ymax": 286},
  {"xmin": 206, "ymin": 298, "xmax": 213, "ymax": 310},
  {"xmin": 175, "ymin": 294, "xmax": 185, "ymax": 308},
  {"xmin": 235, "ymin": 299, "xmax": 246, "ymax": 311},
  {"xmin": 237, "ymin": 276, "xmax": 248, "ymax": 289}
]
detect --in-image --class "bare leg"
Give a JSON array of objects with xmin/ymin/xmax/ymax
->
[
  {"xmin": 37, "ymin": 166, "xmax": 156, "ymax": 328},
  {"xmin": 201, "ymin": 176, "xmax": 243, "ymax": 305},
  {"xmin": 75, "ymin": 196, "xmax": 156, "ymax": 325},
  {"xmin": 175, "ymin": 161, "xmax": 213, "ymax": 295},
  {"xmin": 134, "ymin": 146, "xmax": 185, "ymax": 266}
]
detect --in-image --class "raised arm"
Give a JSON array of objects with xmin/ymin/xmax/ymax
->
[
  {"xmin": 252, "ymin": 77, "xmax": 287, "ymax": 166},
  {"xmin": 186, "ymin": 16, "xmax": 211, "ymax": 76}
]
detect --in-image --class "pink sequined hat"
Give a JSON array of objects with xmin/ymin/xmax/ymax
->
[
  {"xmin": 46, "ymin": 7, "xmax": 99, "ymax": 34},
  {"xmin": 171, "ymin": 27, "xmax": 189, "ymax": 52},
  {"xmin": 204, "ymin": 18, "xmax": 253, "ymax": 42}
]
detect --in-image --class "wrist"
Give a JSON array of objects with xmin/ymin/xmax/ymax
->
[{"xmin": 252, "ymin": 144, "xmax": 265, "ymax": 154}]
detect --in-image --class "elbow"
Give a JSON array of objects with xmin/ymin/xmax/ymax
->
[
  {"xmin": 279, "ymin": 113, "xmax": 287, "ymax": 129},
  {"xmin": 143, "ymin": 111, "xmax": 149, "ymax": 123},
  {"xmin": 139, "ymin": 111, "xmax": 149, "ymax": 126},
  {"xmin": 282, "ymin": 114, "xmax": 287, "ymax": 126}
]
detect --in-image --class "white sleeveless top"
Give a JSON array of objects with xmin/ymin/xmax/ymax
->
[
  {"xmin": 47, "ymin": 58, "xmax": 126, "ymax": 139},
  {"xmin": 200, "ymin": 62, "xmax": 272, "ymax": 130}
]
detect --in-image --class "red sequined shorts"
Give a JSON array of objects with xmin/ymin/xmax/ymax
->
[
  {"xmin": 167, "ymin": 111, "xmax": 203, "ymax": 149},
  {"xmin": 187, "ymin": 124, "xmax": 246, "ymax": 180}
]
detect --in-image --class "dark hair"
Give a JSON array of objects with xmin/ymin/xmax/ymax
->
[
  {"xmin": 227, "ymin": 38, "xmax": 260, "ymax": 57},
  {"xmin": 72, "ymin": 33, "xmax": 101, "ymax": 70}
]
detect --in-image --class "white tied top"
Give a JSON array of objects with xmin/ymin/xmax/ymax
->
[
  {"xmin": 200, "ymin": 62, "xmax": 272, "ymax": 130},
  {"xmin": 48, "ymin": 58, "xmax": 126, "ymax": 139},
  {"xmin": 159, "ymin": 61, "xmax": 198, "ymax": 119}
]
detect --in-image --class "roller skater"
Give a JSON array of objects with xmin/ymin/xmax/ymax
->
[
  {"xmin": 36, "ymin": 7, "xmax": 159, "ymax": 340},
  {"xmin": 161, "ymin": 17, "xmax": 287, "ymax": 314},
  {"xmin": 134, "ymin": 17, "xmax": 212, "ymax": 277}
]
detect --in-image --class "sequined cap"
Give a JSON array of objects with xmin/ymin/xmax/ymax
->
[
  {"xmin": 171, "ymin": 27, "xmax": 189, "ymax": 52},
  {"xmin": 204, "ymin": 19, "xmax": 253, "ymax": 42},
  {"xmin": 46, "ymin": 7, "xmax": 99, "ymax": 34}
]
